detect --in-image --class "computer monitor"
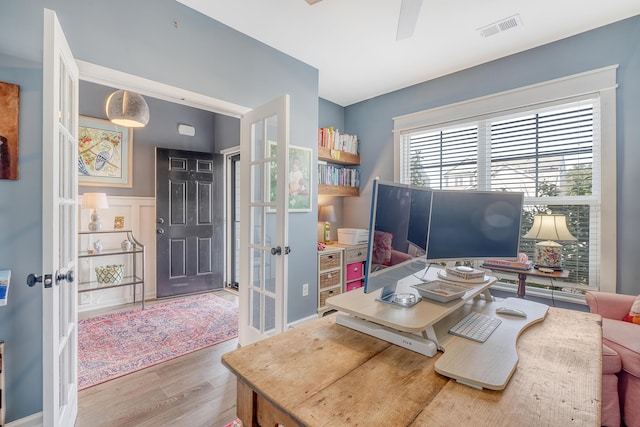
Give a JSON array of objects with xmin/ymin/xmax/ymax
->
[
  {"xmin": 425, "ymin": 190, "xmax": 524, "ymax": 262},
  {"xmin": 363, "ymin": 180, "xmax": 432, "ymax": 306}
]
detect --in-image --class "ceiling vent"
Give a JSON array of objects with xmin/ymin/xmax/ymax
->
[{"xmin": 478, "ymin": 14, "xmax": 522, "ymax": 38}]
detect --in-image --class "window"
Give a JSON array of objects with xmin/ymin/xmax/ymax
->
[{"xmin": 394, "ymin": 66, "xmax": 617, "ymax": 293}]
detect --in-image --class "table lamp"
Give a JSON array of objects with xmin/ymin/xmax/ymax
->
[
  {"xmin": 318, "ymin": 205, "xmax": 336, "ymax": 243},
  {"xmin": 523, "ymin": 213, "xmax": 576, "ymax": 269},
  {"xmin": 82, "ymin": 192, "xmax": 109, "ymax": 231}
]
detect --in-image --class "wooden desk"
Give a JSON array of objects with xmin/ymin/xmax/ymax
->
[
  {"xmin": 222, "ymin": 307, "xmax": 602, "ymax": 426},
  {"xmin": 482, "ymin": 265, "xmax": 570, "ymax": 298}
]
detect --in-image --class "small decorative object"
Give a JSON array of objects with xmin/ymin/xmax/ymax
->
[
  {"xmin": 317, "ymin": 242, "xmax": 326, "ymax": 251},
  {"xmin": 114, "ymin": 216, "xmax": 125, "ymax": 229},
  {"xmin": 121, "ymin": 239, "xmax": 132, "ymax": 251},
  {"xmin": 93, "ymin": 240, "xmax": 103, "ymax": 254},
  {"xmin": 95, "ymin": 264, "xmax": 124, "ymax": 285}
]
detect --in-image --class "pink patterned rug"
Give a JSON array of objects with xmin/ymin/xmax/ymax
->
[{"xmin": 78, "ymin": 292, "xmax": 238, "ymax": 390}]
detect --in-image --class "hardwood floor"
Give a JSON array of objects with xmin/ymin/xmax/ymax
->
[{"xmin": 76, "ymin": 290, "xmax": 240, "ymax": 427}]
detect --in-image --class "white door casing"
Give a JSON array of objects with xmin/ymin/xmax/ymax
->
[
  {"xmin": 42, "ymin": 8, "xmax": 79, "ymax": 427},
  {"xmin": 239, "ymin": 95, "xmax": 290, "ymax": 345}
]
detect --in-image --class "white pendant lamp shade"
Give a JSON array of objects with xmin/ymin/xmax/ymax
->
[{"xmin": 106, "ymin": 90, "xmax": 150, "ymax": 128}]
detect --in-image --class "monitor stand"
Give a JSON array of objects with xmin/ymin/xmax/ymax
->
[{"xmin": 335, "ymin": 313, "xmax": 438, "ymax": 357}]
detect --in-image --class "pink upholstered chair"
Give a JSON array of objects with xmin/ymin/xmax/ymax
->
[{"xmin": 586, "ymin": 291, "xmax": 640, "ymax": 427}]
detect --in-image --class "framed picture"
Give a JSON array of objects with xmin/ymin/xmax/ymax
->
[
  {"xmin": 113, "ymin": 216, "xmax": 125, "ymax": 229},
  {"xmin": 0, "ymin": 269, "xmax": 11, "ymax": 306},
  {"xmin": 0, "ymin": 82, "xmax": 20, "ymax": 180},
  {"xmin": 269, "ymin": 142, "xmax": 312, "ymax": 212},
  {"xmin": 78, "ymin": 116, "xmax": 133, "ymax": 188}
]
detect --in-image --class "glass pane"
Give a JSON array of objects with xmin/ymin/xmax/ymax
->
[
  {"xmin": 252, "ymin": 121, "xmax": 264, "ymax": 162},
  {"xmin": 265, "ymin": 249, "xmax": 276, "ymax": 294},
  {"xmin": 250, "ymin": 207, "xmax": 263, "ymax": 246},
  {"xmin": 251, "ymin": 289, "xmax": 261, "ymax": 330},
  {"xmin": 250, "ymin": 163, "xmax": 263, "ymax": 202},
  {"xmin": 250, "ymin": 247, "xmax": 262, "ymax": 290},
  {"xmin": 266, "ymin": 114, "xmax": 278, "ymax": 143},
  {"xmin": 264, "ymin": 294, "xmax": 276, "ymax": 334}
]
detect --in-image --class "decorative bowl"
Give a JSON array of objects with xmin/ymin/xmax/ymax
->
[{"xmin": 95, "ymin": 264, "xmax": 124, "ymax": 285}]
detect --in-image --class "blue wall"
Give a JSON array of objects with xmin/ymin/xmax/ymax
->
[
  {"xmin": 344, "ymin": 15, "xmax": 640, "ymax": 297},
  {"xmin": 0, "ymin": 0, "xmax": 319, "ymax": 421}
]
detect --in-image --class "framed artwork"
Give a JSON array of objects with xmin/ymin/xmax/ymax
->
[
  {"xmin": 78, "ymin": 116, "xmax": 133, "ymax": 188},
  {"xmin": 0, "ymin": 82, "xmax": 20, "ymax": 180},
  {"xmin": 0, "ymin": 269, "xmax": 11, "ymax": 306},
  {"xmin": 269, "ymin": 142, "xmax": 312, "ymax": 212},
  {"xmin": 114, "ymin": 216, "xmax": 125, "ymax": 229}
]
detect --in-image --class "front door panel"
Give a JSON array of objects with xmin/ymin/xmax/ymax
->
[{"xmin": 156, "ymin": 148, "xmax": 223, "ymax": 298}]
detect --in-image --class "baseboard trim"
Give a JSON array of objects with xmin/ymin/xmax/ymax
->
[
  {"xmin": 6, "ymin": 412, "xmax": 42, "ymax": 427},
  {"xmin": 287, "ymin": 314, "xmax": 318, "ymax": 329}
]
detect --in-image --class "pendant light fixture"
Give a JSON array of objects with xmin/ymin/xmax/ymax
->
[{"xmin": 106, "ymin": 89, "xmax": 150, "ymax": 128}]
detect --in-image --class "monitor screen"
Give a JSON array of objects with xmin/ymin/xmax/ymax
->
[
  {"xmin": 364, "ymin": 180, "xmax": 432, "ymax": 297},
  {"xmin": 425, "ymin": 190, "xmax": 524, "ymax": 261}
]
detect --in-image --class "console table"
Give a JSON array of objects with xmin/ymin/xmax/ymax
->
[
  {"xmin": 482, "ymin": 264, "xmax": 570, "ymax": 298},
  {"xmin": 222, "ymin": 307, "xmax": 601, "ymax": 426}
]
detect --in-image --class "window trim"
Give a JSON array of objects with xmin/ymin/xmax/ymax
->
[{"xmin": 393, "ymin": 66, "xmax": 617, "ymax": 293}]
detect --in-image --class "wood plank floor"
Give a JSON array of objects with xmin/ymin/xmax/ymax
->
[{"xmin": 76, "ymin": 290, "xmax": 240, "ymax": 427}]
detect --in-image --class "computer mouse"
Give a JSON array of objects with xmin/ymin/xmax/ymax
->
[{"xmin": 495, "ymin": 306, "xmax": 527, "ymax": 318}]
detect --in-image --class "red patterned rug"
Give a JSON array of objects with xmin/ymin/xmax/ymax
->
[{"xmin": 78, "ymin": 292, "xmax": 238, "ymax": 390}]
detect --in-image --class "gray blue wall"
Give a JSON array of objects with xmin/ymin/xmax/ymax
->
[
  {"xmin": 0, "ymin": 0, "xmax": 319, "ymax": 421},
  {"xmin": 344, "ymin": 15, "xmax": 640, "ymax": 297}
]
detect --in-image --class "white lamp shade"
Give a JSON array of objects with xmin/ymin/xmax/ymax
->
[
  {"xmin": 82, "ymin": 193, "xmax": 109, "ymax": 210},
  {"xmin": 523, "ymin": 214, "xmax": 576, "ymax": 242},
  {"xmin": 106, "ymin": 90, "xmax": 150, "ymax": 128}
]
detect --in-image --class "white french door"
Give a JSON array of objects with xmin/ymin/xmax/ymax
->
[
  {"xmin": 42, "ymin": 8, "xmax": 79, "ymax": 427},
  {"xmin": 239, "ymin": 95, "xmax": 290, "ymax": 345}
]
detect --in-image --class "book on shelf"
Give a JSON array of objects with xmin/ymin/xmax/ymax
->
[
  {"xmin": 318, "ymin": 127, "xmax": 359, "ymax": 155},
  {"xmin": 317, "ymin": 163, "xmax": 360, "ymax": 188},
  {"xmin": 444, "ymin": 266, "xmax": 485, "ymax": 281}
]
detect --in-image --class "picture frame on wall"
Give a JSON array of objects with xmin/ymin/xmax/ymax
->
[
  {"xmin": 78, "ymin": 116, "xmax": 133, "ymax": 188},
  {"xmin": 269, "ymin": 142, "xmax": 312, "ymax": 212},
  {"xmin": 0, "ymin": 82, "xmax": 20, "ymax": 180}
]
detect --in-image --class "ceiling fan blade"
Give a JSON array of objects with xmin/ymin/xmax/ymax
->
[
  {"xmin": 396, "ymin": 0, "xmax": 423, "ymax": 40},
  {"xmin": 305, "ymin": 0, "xmax": 323, "ymax": 5}
]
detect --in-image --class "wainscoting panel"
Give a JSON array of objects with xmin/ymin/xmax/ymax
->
[{"xmin": 78, "ymin": 196, "xmax": 156, "ymax": 312}]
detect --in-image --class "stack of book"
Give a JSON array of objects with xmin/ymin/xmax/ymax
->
[
  {"xmin": 318, "ymin": 127, "xmax": 359, "ymax": 155},
  {"xmin": 444, "ymin": 266, "xmax": 486, "ymax": 281},
  {"xmin": 483, "ymin": 259, "xmax": 532, "ymax": 271}
]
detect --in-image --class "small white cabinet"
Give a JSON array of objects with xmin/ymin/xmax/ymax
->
[{"xmin": 78, "ymin": 229, "xmax": 146, "ymax": 309}]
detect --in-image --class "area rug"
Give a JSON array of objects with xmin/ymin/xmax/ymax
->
[{"xmin": 78, "ymin": 292, "xmax": 238, "ymax": 390}]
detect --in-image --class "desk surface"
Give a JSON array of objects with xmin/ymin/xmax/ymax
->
[{"xmin": 222, "ymin": 307, "xmax": 602, "ymax": 426}]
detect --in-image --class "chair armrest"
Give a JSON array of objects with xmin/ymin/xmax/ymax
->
[{"xmin": 585, "ymin": 291, "xmax": 636, "ymax": 320}]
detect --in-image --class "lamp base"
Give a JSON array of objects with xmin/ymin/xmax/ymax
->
[
  {"xmin": 88, "ymin": 210, "xmax": 102, "ymax": 232},
  {"xmin": 534, "ymin": 241, "xmax": 562, "ymax": 269}
]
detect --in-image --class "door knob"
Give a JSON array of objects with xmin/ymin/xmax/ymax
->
[
  {"xmin": 27, "ymin": 273, "xmax": 53, "ymax": 288},
  {"xmin": 157, "ymin": 218, "xmax": 165, "ymax": 224},
  {"xmin": 157, "ymin": 229, "xmax": 165, "ymax": 235},
  {"xmin": 284, "ymin": 246, "xmax": 291, "ymax": 255},
  {"xmin": 56, "ymin": 269, "xmax": 75, "ymax": 284},
  {"xmin": 270, "ymin": 246, "xmax": 282, "ymax": 255}
]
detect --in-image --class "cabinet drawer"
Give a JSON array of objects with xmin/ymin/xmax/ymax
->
[
  {"xmin": 346, "ymin": 280, "xmax": 364, "ymax": 292},
  {"xmin": 344, "ymin": 246, "xmax": 367, "ymax": 264},
  {"xmin": 319, "ymin": 287, "xmax": 341, "ymax": 307},
  {"xmin": 320, "ymin": 270, "xmax": 341, "ymax": 289},
  {"xmin": 319, "ymin": 252, "xmax": 341, "ymax": 270},
  {"xmin": 346, "ymin": 261, "xmax": 364, "ymax": 281}
]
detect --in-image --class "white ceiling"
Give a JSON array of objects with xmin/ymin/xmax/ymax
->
[{"xmin": 177, "ymin": 0, "xmax": 640, "ymax": 107}]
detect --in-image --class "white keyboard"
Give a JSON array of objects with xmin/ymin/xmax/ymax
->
[{"xmin": 448, "ymin": 311, "xmax": 502, "ymax": 343}]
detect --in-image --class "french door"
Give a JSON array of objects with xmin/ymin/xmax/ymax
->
[
  {"xmin": 239, "ymin": 95, "xmax": 290, "ymax": 345},
  {"xmin": 42, "ymin": 8, "xmax": 79, "ymax": 427}
]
